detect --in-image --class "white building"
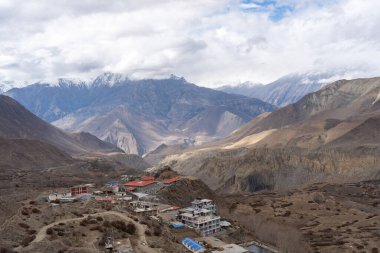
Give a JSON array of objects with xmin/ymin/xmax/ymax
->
[
  {"xmin": 48, "ymin": 192, "xmax": 72, "ymax": 202},
  {"xmin": 178, "ymin": 199, "xmax": 221, "ymax": 236}
]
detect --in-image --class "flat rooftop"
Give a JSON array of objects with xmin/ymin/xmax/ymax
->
[{"xmin": 212, "ymin": 244, "xmax": 249, "ymax": 253}]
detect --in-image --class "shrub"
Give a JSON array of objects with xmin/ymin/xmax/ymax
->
[
  {"xmin": 98, "ymin": 235, "xmax": 106, "ymax": 246},
  {"xmin": 126, "ymin": 223, "xmax": 136, "ymax": 235},
  {"xmin": 21, "ymin": 209, "xmax": 29, "ymax": 216},
  {"xmin": 46, "ymin": 228, "xmax": 53, "ymax": 235},
  {"xmin": 96, "ymin": 216, "xmax": 103, "ymax": 221},
  {"xmin": 89, "ymin": 226, "xmax": 101, "ymax": 231},
  {"xmin": 18, "ymin": 223, "xmax": 30, "ymax": 229},
  {"xmin": 0, "ymin": 248, "xmax": 17, "ymax": 253},
  {"xmin": 71, "ymin": 211, "xmax": 83, "ymax": 217},
  {"xmin": 102, "ymin": 220, "xmax": 110, "ymax": 227},
  {"xmin": 153, "ymin": 227, "xmax": 162, "ymax": 236},
  {"xmin": 111, "ymin": 220, "xmax": 126, "ymax": 231},
  {"xmin": 312, "ymin": 193, "xmax": 325, "ymax": 204},
  {"xmin": 20, "ymin": 235, "xmax": 35, "ymax": 247},
  {"xmin": 27, "ymin": 229, "xmax": 36, "ymax": 235},
  {"xmin": 145, "ymin": 230, "xmax": 152, "ymax": 236}
]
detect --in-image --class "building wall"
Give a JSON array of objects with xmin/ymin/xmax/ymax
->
[{"xmin": 70, "ymin": 186, "xmax": 88, "ymax": 195}]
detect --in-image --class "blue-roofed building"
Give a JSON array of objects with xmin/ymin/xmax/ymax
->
[
  {"xmin": 170, "ymin": 222, "xmax": 185, "ymax": 228},
  {"xmin": 182, "ymin": 238, "xmax": 206, "ymax": 253}
]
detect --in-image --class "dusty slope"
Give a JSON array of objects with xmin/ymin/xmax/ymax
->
[
  {"xmin": 225, "ymin": 77, "xmax": 380, "ymax": 144},
  {"xmin": 157, "ymin": 77, "xmax": 380, "ymax": 192},
  {"xmin": 0, "ymin": 137, "xmax": 74, "ymax": 170},
  {"xmin": 0, "ymin": 95, "xmax": 120, "ymax": 155}
]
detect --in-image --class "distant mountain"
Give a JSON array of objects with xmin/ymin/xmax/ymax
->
[
  {"xmin": 6, "ymin": 73, "xmax": 276, "ymax": 155},
  {"xmin": 218, "ymin": 72, "xmax": 338, "ymax": 107},
  {"xmin": 0, "ymin": 95, "xmax": 120, "ymax": 155},
  {"xmin": 217, "ymin": 81, "xmax": 262, "ymax": 96},
  {"xmin": 0, "ymin": 81, "xmax": 15, "ymax": 94}
]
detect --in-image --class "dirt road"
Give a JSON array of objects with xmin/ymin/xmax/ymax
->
[{"xmin": 22, "ymin": 210, "xmax": 160, "ymax": 253}]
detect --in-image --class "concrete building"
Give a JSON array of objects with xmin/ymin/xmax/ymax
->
[
  {"xmin": 191, "ymin": 199, "xmax": 217, "ymax": 214},
  {"xmin": 70, "ymin": 185, "xmax": 89, "ymax": 195},
  {"xmin": 178, "ymin": 199, "xmax": 221, "ymax": 236},
  {"xmin": 129, "ymin": 201, "xmax": 158, "ymax": 215},
  {"xmin": 48, "ymin": 192, "xmax": 72, "ymax": 202}
]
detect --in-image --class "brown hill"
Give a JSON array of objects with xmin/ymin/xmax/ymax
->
[
  {"xmin": 327, "ymin": 116, "xmax": 380, "ymax": 149},
  {"xmin": 157, "ymin": 77, "xmax": 380, "ymax": 192},
  {"xmin": 0, "ymin": 137, "xmax": 74, "ymax": 170},
  {"xmin": 225, "ymin": 77, "xmax": 380, "ymax": 146},
  {"xmin": 0, "ymin": 95, "xmax": 120, "ymax": 155}
]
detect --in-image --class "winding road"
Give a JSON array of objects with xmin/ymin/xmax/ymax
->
[{"xmin": 23, "ymin": 210, "xmax": 159, "ymax": 253}]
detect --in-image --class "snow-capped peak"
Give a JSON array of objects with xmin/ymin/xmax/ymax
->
[
  {"xmin": 0, "ymin": 80, "xmax": 23, "ymax": 92},
  {"xmin": 92, "ymin": 72, "xmax": 128, "ymax": 87}
]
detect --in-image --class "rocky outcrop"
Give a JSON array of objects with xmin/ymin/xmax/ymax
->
[{"xmin": 166, "ymin": 147, "xmax": 380, "ymax": 193}]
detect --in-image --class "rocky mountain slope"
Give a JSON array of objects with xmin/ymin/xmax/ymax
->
[
  {"xmin": 224, "ymin": 77, "xmax": 380, "ymax": 148},
  {"xmin": 6, "ymin": 73, "xmax": 276, "ymax": 155},
  {"xmin": 0, "ymin": 95, "xmax": 120, "ymax": 155},
  {"xmin": 218, "ymin": 72, "xmax": 336, "ymax": 107},
  {"xmin": 157, "ymin": 77, "xmax": 380, "ymax": 192},
  {"xmin": 0, "ymin": 137, "xmax": 75, "ymax": 171}
]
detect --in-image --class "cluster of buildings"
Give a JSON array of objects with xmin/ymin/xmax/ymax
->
[
  {"xmin": 48, "ymin": 174, "xmax": 180, "ymax": 203},
  {"xmin": 46, "ymin": 173, "xmax": 260, "ymax": 253}
]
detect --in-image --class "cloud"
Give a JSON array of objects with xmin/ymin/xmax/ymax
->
[{"xmin": 0, "ymin": 0, "xmax": 380, "ymax": 87}]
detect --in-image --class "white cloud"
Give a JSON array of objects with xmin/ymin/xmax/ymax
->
[{"xmin": 0, "ymin": 0, "xmax": 380, "ymax": 87}]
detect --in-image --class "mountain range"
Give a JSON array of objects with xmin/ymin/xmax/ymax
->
[
  {"xmin": 218, "ymin": 72, "xmax": 339, "ymax": 107},
  {"xmin": 153, "ymin": 77, "xmax": 380, "ymax": 192},
  {"xmin": 6, "ymin": 73, "xmax": 276, "ymax": 155}
]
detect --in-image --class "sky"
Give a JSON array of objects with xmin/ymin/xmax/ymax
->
[{"xmin": 1, "ymin": 0, "xmax": 380, "ymax": 87}]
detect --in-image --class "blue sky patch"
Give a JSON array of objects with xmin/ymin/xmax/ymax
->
[{"xmin": 240, "ymin": 0, "xmax": 294, "ymax": 21}]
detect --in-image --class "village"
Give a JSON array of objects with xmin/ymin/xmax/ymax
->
[{"xmin": 45, "ymin": 167, "xmax": 276, "ymax": 253}]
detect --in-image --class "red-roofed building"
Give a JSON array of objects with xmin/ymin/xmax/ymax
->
[
  {"xmin": 164, "ymin": 177, "xmax": 179, "ymax": 185},
  {"xmin": 125, "ymin": 180, "xmax": 155, "ymax": 187},
  {"xmin": 124, "ymin": 180, "xmax": 159, "ymax": 194},
  {"xmin": 126, "ymin": 187, "xmax": 136, "ymax": 192},
  {"xmin": 140, "ymin": 176, "xmax": 155, "ymax": 181}
]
